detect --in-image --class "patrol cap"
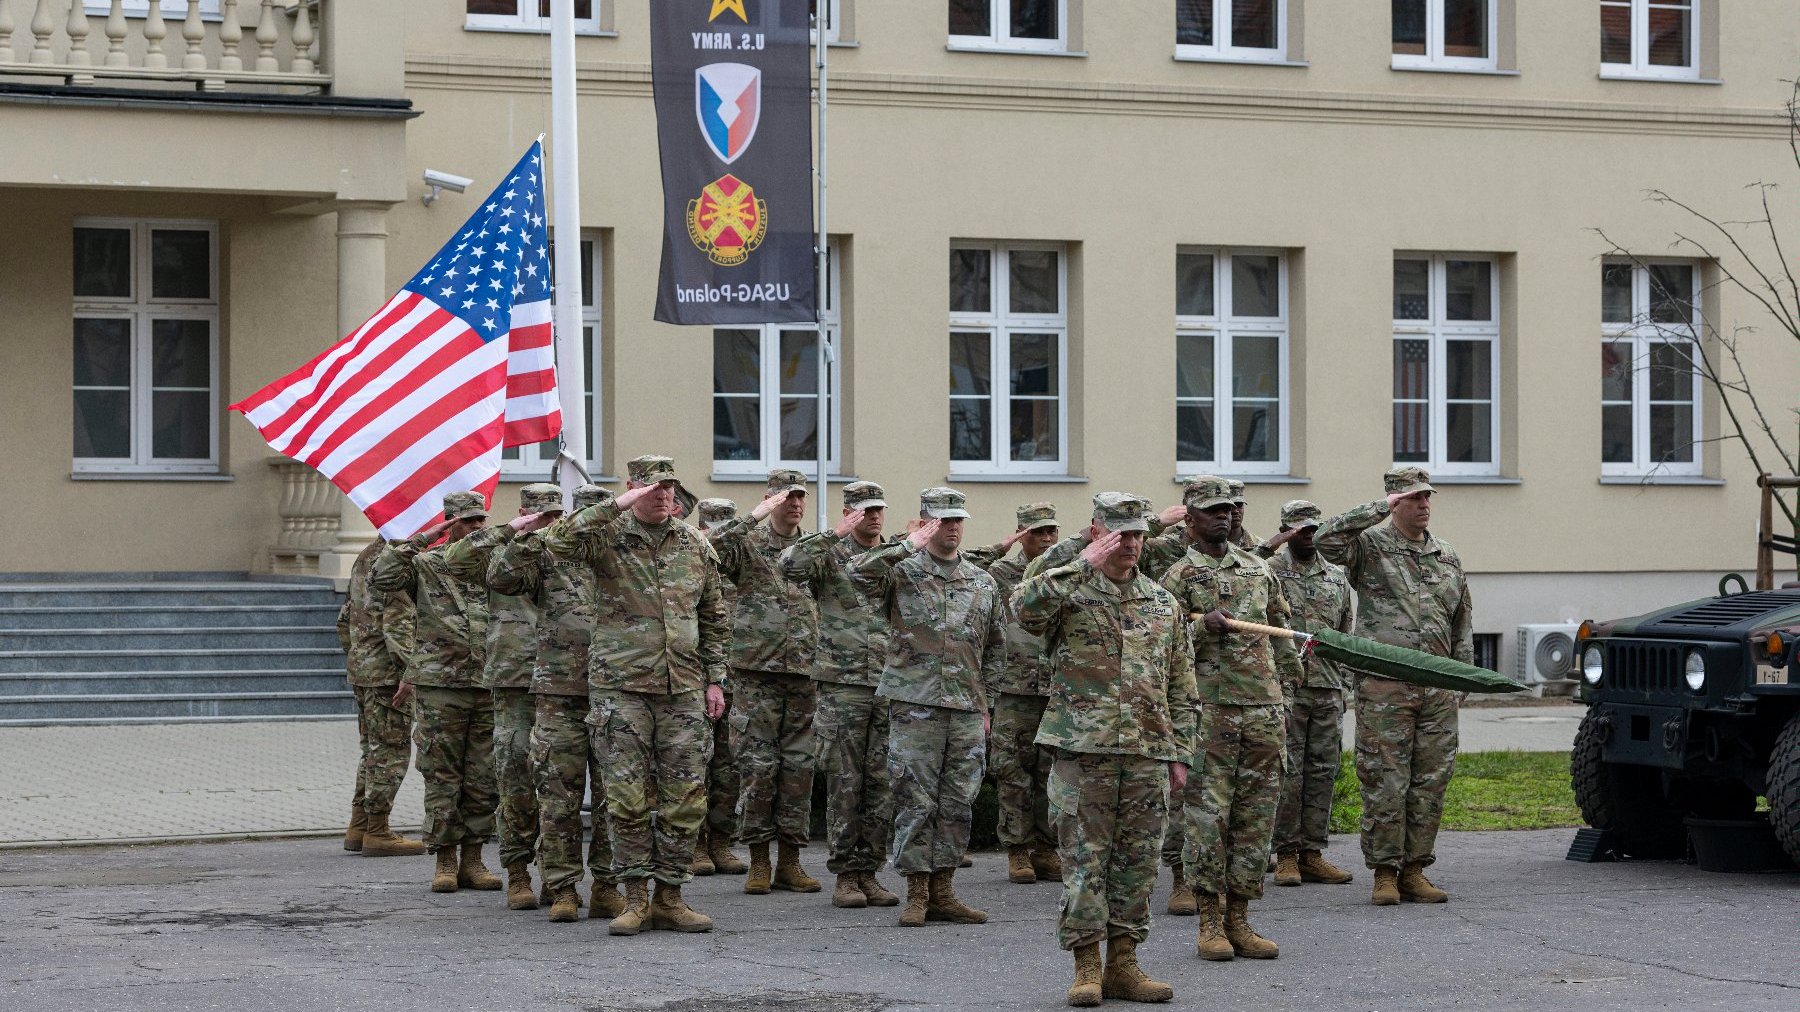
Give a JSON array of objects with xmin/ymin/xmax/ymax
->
[
  {"xmin": 1015, "ymin": 502, "xmax": 1058, "ymax": 531},
  {"xmin": 695, "ymin": 497, "xmax": 737, "ymax": 531},
  {"xmin": 1384, "ymin": 466, "xmax": 1436, "ymax": 497},
  {"xmin": 1227, "ymin": 479, "xmax": 1247, "ymax": 506},
  {"xmin": 766, "ymin": 468, "xmax": 808, "ymax": 497},
  {"xmin": 626, "ymin": 454, "xmax": 681, "ymax": 486},
  {"xmin": 442, "ymin": 490, "xmax": 489, "ymax": 521},
  {"xmin": 919, "ymin": 486, "xmax": 970, "ymax": 520},
  {"xmin": 1091, "ymin": 492, "xmax": 1152, "ymax": 534},
  {"xmin": 1181, "ymin": 475, "xmax": 1234, "ymax": 512},
  {"xmin": 519, "ymin": 482, "xmax": 565, "ymax": 513},
  {"xmin": 1279, "ymin": 499, "xmax": 1324, "ymax": 530},
  {"xmin": 573, "ymin": 484, "xmax": 613, "ymax": 510},
  {"xmin": 842, "ymin": 481, "xmax": 887, "ymax": 511}
]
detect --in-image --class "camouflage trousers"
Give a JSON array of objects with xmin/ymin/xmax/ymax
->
[
  {"xmin": 814, "ymin": 683, "xmax": 891, "ymax": 874},
  {"xmin": 989, "ymin": 692, "xmax": 1053, "ymax": 851},
  {"xmin": 412, "ymin": 686, "xmax": 497, "ymax": 853},
  {"xmin": 491, "ymin": 687, "xmax": 540, "ymax": 868},
  {"xmin": 590, "ymin": 688, "xmax": 711, "ymax": 885},
  {"xmin": 730, "ymin": 669, "xmax": 817, "ymax": 847},
  {"xmin": 1276, "ymin": 686, "xmax": 1347, "ymax": 855},
  {"xmin": 706, "ymin": 693, "xmax": 739, "ymax": 839},
  {"xmin": 1048, "ymin": 749, "xmax": 1170, "ymax": 951},
  {"xmin": 531, "ymin": 693, "xmax": 614, "ymax": 892},
  {"xmin": 1185, "ymin": 702, "xmax": 1284, "ymax": 900},
  {"xmin": 1354, "ymin": 677, "xmax": 1458, "ymax": 869},
  {"xmin": 888, "ymin": 703, "xmax": 986, "ymax": 875},
  {"xmin": 350, "ymin": 683, "xmax": 411, "ymax": 818}
]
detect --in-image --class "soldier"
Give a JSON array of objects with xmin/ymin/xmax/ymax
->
[
  {"xmin": 445, "ymin": 482, "xmax": 565, "ymax": 911},
  {"xmin": 691, "ymin": 498, "xmax": 748, "ymax": 877},
  {"xmin": 780, "ymin": 481, "xmax": 900, "ymax": 908},
  {"xmin": 488, "ymin": 483, "xmax": 625, "ymax": 923},
  {"xmin": 855, "ymin": 487, "xmax": 1007, "ymax": 927},
  {"xmin": 1263, "ymin": 501, "xmax": 1357, "ymax": 888},
  {"xmin": 1160, "ymin": 476, "xmax": 1302, "ymax": 961},
  {"xmin": 1227, "ymin": 480, "xmax": 1258, "ymax": 552},
  {"xmin": 1015, "ymin": 493, "xmax": 1198, "ymax": 1007},
  {"xmin": 335, "ymin": 538, "xmax": 424, "ymax": 858},
  {"xmin": 967, "ymin": 502, "xmax": 1063, "ymax": 885},
  {"xmin": 537, "ymin": 455, "xmax": 729, "ymax": 935},
  {"xmin": 1315, "ymin": 467, "xmax": 1473, "ymax": 906},
  {"xmin": 1141, "ymin": 481, "xmax": 1213, "ymax": 581},
  {"xmin": 713, "ymin": 469, "xmax": 822, "ymax": 895},
  {"xmin": 371, "ymin": 490, "xmax": 501, "ymax": 894}
]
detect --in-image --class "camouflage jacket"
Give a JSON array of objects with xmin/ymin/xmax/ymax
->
[
  {"xmin": 1267, "ymin": 546, "xmax": 1355, "ymax": 690},
  {"xmin": 1159, "ymin": 544, "xmax": 1303, "ymax": 705},
  {"xmin": 1139, "ymin": 527, "xmax": 1199, "ymax": 582},
  {"xmin": 337, "ymin": 540, "xmax": 413, "ymax": 687},
  {"xmin": 712, "ymin": 518, "xmax": 818, "ymax": 675},
  {"xmin": 371, "ymin": 534, "xmax": 490, "ymax": 689},
  {"xmin": 964, "ymin": 545, "xmax": 1051, "ymax": 697},
  {"xmin": 444, "ymin": 526, "xmax": 539, "ymax": 691},
  {"xmin": 780, "ymin": 530, "xmax": 888, "ymax": 687},
  {"xmin": 1315, "ymin": 500, "xmax": 1474, "ymax": 666},
  {"xmin": 854, "ymin": 542, "xmax": 1006, "ymax": 713},
  {"xmin": 1023, "ymin": 532, "xmax": 1091, "ymax": 581},
  {"xmin": 1015, "ymin": 559, "xmax": 1198, "ymax": 762},
  {"xmin": 539, "ymin": 500, "xmax": 729, "ymax": 695},
  {"xmin": 488, "ymin": 528, "xmax": 597, "ymax": 697}
]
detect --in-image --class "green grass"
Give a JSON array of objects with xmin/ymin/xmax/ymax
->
[{"xmin": 1329, "ymin": 750, "xmax": 1582, "ymax": 834}]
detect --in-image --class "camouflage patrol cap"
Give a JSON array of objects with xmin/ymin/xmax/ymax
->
[
  {"xmin": 1384, "ymin": 466, "xmax": 1436, "ymax": 497},
  {"xmin": 842, "ymin": 481, "xmax": 887, "ymax": 510},
  {"xmin": 1015, "ymin": 501, "xmax": 1058, "ymax": 531},
  {"xmin": 1278, "ymin": 499, "xmax": 1324, "ymax": 530},
  {"xmin": 573, "ymin": 484, "xmax": 613, "ymax": 510},
  {"xmin": 1091, "ymin": 492, "xmax": 1152, "ymax": 534},
  {"xmin": 519, "ymin": 482, "xmax": 565, "ymax": 513},
  {"xmin": 626, "ymin": 454, "xmax": 680, "ymax": 486},
  {"xmin": 442, "ymin": 490, "xmax": 489, "ymax": 521},
  {"xmin": 1226, "ymin": 479, "xmax": 1247, "ymax": 505},
  {"xmin": 1181, "ymin": 476, "xmax": 1234, "ymax": 512},
  {"xmin": 765, "ymin": 468, "xmax": 808, "ymax": 496},
  {"xmin": 695, "ymin": 497, "xmax": 737, "ymax": 531},
  {"xmin": 919, "ymin": 486, "xmax": 970, "ymax": 520}
]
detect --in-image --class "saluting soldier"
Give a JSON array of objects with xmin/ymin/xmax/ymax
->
[
  {"xmin": 691, "ymin": 498, "xmax": 748, "ymax": 876},
  {"xmin": 335, "ymin": 538, "xmax": 425, "ymax": 858}
]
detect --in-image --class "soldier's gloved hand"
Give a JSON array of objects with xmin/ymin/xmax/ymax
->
[
  {"xmin": 1169, "ymin": 761, "xmax": 1188, "ymax": 792},
  {"xmin": 1156, "ymin": 503, "xmax": 1187, "ymax": 528},
  {"xmin": 751, "ymin": 490, "xmax": 790, "ymax": 522},
  {"xmin": 704, "ymin": 683, "xmax": 727, "ymax": 720},
  {"xmin": 907, "ymin": 519, "xmax": 940, "ymax": 550},
  {"xmin": 833, "ymin": 508, "xmax": 866, "ymax": 538},
  {"xmin": 391, "ymin": 682, "xmax": 415, "ymax": 707}
]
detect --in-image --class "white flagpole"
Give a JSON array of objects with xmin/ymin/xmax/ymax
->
[
  {"xmin": 550, "ymin": 0, "xmax": 588, "ymax": 501},
  {"xmin": 814, "ymin": 0, "xmax": 831, "ymax": 531}
]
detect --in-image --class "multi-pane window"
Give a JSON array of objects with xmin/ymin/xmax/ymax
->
[
  {"xmin": 1601, "ymin": 261, "xmax": 1702, "ymax": 476},
  {"xmin": 72, "ymin": 219, "xmax": 219, "ymax": 473},
  {"xmin": 1176, "ymin": 0, "xmax": 1283, "ymax": 60},
  {"xmin": 1600, "ymin": 0, "xmax": 1698, "ymax": 79},
  {"xmin": 811, "ymin": 0, "xmax": 842, "ymax": 44},
  {"xmin": 949, "ymin": 0, "xmax": 1066, "ymax": 52},
  {"xmin": 1392, "ymin": 255, "xmax": 1500, "ymax": 475},
  {"xmin": 949, "ymin": 244, "xmax": 1067, "ymax": 474},
  {"xmin": 1175, "ymin": 250, "xmax": 1288, "ymax": 474},
  {"xmin": 713, "ymin": 245, "xmax": 840, "ymax": 477},
  {"xmin": 1392, "ymin": 0, "xmax": 1495, "ymax": 69},
  {"xmin": 465, "ymin": 0, "xmax": 600, "ymax": 34},
  {"xmin": 502, "ymin": 237, "xmax": 602, "ymax": 476}
]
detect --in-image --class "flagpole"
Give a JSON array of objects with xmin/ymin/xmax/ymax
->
[
  {"xmin": 550, "ymin": 0, "xmax": 588, "ymax": 494},
  {"xmin": 814, "ymin": 0, "xmax": 831, "ymax": 532}
]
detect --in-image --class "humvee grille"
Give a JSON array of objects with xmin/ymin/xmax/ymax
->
[
  {"xmin": 1603, "ymin": 640, "xmax": 1683, "ymax": 693},
  {"xmin": 1656, "ymin": 591, "xmax": 1800, "ymax": 629}
]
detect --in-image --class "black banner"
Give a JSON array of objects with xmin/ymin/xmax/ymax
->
[{"xmin": 651, "ymin": 0, "xmax": 817, "ymax": 325}]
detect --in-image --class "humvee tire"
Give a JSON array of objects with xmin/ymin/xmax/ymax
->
[
  {"xmin": 1571, "ymin": 709, "xmax": 1687, "ymax": 859},
  {"xmin": 1768, "ymin": 712, "xmax": 1800, "ymax": 866}
]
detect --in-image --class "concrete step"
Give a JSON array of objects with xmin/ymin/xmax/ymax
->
[
  {"xmin": 0, "ymin": 626, "xmax": 342, "ymax": 652},
  {"xmin": 0, "ymin": 584, "xmax": 341, "ymax": 610},
  {"xmin": 0, "ymin": 647, "xmax": 344, "ymax": 673},
  {"xmin": 0, "ymin": 669, "xmax": 348, "ymax": 696},
  {"xmin": 0, "ymin": 605, "xmax": 343, "ymax": 630},
  {"xmin": 0, "ymin": 691, "xmax": 356, "ymax": 721}
]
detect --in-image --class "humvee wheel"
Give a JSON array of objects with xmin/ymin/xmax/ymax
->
[
  {"xmin": 1570, "ymin": 709, "xmax": 1687, "ymax": 858},
  {"xmin": 1769, "ymin": 712, "xmax": 1800, "ymax": 866}
]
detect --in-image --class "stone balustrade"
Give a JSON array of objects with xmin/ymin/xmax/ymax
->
[
  {"xmin": 0, "ymin": 0, "xmax": 328, "ymax": 93},
  {"xmin": 267, "ymin": 456, "xmax": 342, "ymax": 577}
]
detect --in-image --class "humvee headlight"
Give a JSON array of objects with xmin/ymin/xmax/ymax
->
[
  {"xmin": 1684, "ymin": 650, "xmax": 1706, "ymax": 692},
  {"xmin": 1582, "ymin": 646, "xmax": 1604, "ymax": 685}
]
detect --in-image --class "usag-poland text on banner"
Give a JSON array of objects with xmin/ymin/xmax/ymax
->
[
  {"xmin": 652, "ymin": 0, "xmax": 817, "ymax": 325},
  {"xmin": 230, "ymin": 143, "xmax": 560, "ymax": 538}
]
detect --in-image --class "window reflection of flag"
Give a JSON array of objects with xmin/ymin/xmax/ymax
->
[{"xmin": 1396, "ymin": 340, "xmax": 1430, "ymax": 459}]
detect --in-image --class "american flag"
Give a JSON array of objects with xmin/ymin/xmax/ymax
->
[{"xmin": 231, "ymin": 142, "xmax": 560, "ymax": 538}]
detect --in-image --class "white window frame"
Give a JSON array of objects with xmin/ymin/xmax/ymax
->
[
  {"xmin": 949, "ymin": 242, "xmax": 1069, "ymax": 477},
  {"xmin": 1601, "ymin": 259, "xmax": 1703, "ymax": 477},
  {"xmin": 1391, "ymin": 253, "xmax": 1502, "ymax": 477},
  {"xmin": 465, "ymin": 0, "xmax": 604, "ymax": 36},
  {"xmin": 72, "ymin": 217, "xmax": 220, "ymax": 475},
  {"xmin": 1392, "ymin": 0, "xmax": 1498, "ymax": 71},
  {"xmin": 1175, "ymin": 248, "xmax": 1290, "ymax": 476},
  {"xmin": 1600, "ymin": 0, "xmax": 1700, "ymax": 81},
  {"xmin": 1174, "ymin": 0, "xmax": 1286, "ymax": 63},
  {"xmin": 500, "ymin": 234, "xmax": 602, "ymax": 478},
  {"xmin": 811, "ymin": 0, "xmax": 842, "ymax": 45},
  {"xmin": 82, "ymin": 1, "xmax": 221, "ymax": 18},
  {"xmin": 711, "ymin": 243, "xmax": 842, "ymax": 479},
  {"xmin": 949, "ymin": 0, "xmax": 1067, "ymax": 53}
]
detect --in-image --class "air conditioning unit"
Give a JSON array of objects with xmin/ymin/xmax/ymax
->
[{"xmin": 1516, "ymin": 623, "xmax": 1581, "ymax": 686}]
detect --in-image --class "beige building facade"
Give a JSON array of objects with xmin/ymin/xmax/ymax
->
[{"xmin": 3, "ymin": 0, "xmax": 1797, "ymax": 679}]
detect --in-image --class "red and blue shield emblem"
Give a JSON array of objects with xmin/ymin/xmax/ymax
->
[{"xmin": 695, "ymin": 62, "xmax": 762, "ymax": 166}]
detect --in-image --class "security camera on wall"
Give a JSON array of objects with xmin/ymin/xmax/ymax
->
[{"xmin": 421, "ymin": 170, "xmax": 474, "ymax": 207}]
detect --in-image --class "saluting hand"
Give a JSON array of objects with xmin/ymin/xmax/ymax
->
[
  {"xmin": 1079, "ymin": 530, "xmax": 1122, "ymax": 567},
  {"xmin": 1156, "ymin": 503, "xmax": 1187, "ymax": 528},
  {"xmin": 1264, "ymin": 526, "xmax": 1302, "ymax": 550},
  {"xmin": 751, "ymin": 490, "xmax": 790, "ymax": 523},
  {"xmin": 615, "ymin": 482, "xmax": 660, "ymax": 511},
  {"xmin": 508, "ymin": 511, "xmax": 555, "ymax": 534},
  {"xmin": 907, "ymin": 519, "xmax": 940, "ymax": 550},
  {"xmin": 833, "ymin": 508, "xmax": 866, "ymax": 538},
  {"xmin": 418, "ymin": 518, "xmax": 455, "ymax": 543}
]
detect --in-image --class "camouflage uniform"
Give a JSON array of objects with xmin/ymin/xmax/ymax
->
[
  {"xmin": 696, "ymin": 499, "xmax": 741, "ymax": 843},
  {"xmin": 1023, "ymin": 529, "xmax": 1091, "ymax": 581},
  {"xmin": 1315, "ymin": 469, "xmax": 1474, "ymax": 871},
  {"xmin": 337, "ymin": 539, "xmax": 416, "ymax": 822},
  {"xmin": 539, "ymin": 458, "xmax": 730, "ymax": 886},
  {"xmin": 371, "ymin": 491, "xmax": 495, "ymax": 853},
  {"xmin": 712, "ymin": 470, "xmax": 819, "ymax": 849},
  {"xmin": 856, "ymin": 488, "xmax": 1007, "ymax": 875},
  {"xmin": 1015, "ymin": 493, "xmax": 1198, "ymax": 951}
]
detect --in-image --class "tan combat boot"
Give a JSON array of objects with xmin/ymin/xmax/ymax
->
[
  {"xmin": 1371, "ymin": 866, "xmax": 1401, "ymax": 906},
  {"xmin": 898, "ymin": 873, "xmax": 930, "ymax": 927},
  {"xmin": 1007, "ymin": 847, "xmax": 1037, "ymax": 884},
  {"xmin": 773, "ymin": 841, "xmax": 821, "ymax": 892},
  {"xmin": 1400, "ymin": 862, "xmax": 1448, "ymax": 903},
  {"xmin": 650, "ymin": 881, "xmax": 715, "ymax": 932},
  {"xmin": 1031, "ymin": 848, "xmax": 1064, "ymax": 882},
  {"xmin": 959, "ymin": 853, "xmax": 974, "ymax": 868},
  {"xmin": 1223, "ymin": 894, "xmax": 1278, "ymax": 959},
  {"xmin": 343, "ymin": 804, "xmax": 366, "ymax": 852},
  {"xmin": 457, "ymin": 842, "xmax": 503, "ymax": 890},
  {"xmin": 590, "ymin": 879, "xmax": 626, "ymax": 919},
  {"xmin": 505, "ymin": 861, "xmax": 537, "ymax": 910},
  {"xmin": 744, "ymin": 842, "xmax": 772, "ymax": 895},
  {"xmin": 1067, "ymin": 942, "xmax": 1103, "ymax": 1007},
  {"xmin": 607, "ymin": 880, "xmax": 651, "ymax": 936},
  {"xmin": 690, "ymin": 837, "xmax": 716, "ymax": 876},
  {"xmin": 1194, "ymin": 894, "xmax": 1233, "ymax": 961},
  {"xmin": 1299, "ymin": 849, "xmax": 1353, "ymax": 884},
  {"xmin": 833, "ymin": 872, "xmax": 867, "ymax": 908},
  {"xmin": 1166, "ymin": 866, "xmax": 1197, "ymax": 916},
  {"xmin": 1273, "ymin": 853, "xmax": 1302, "ymax": 887},
  {"xmin": 359, "ymin": 812, "xmax": 426, "ymax": 857},
  {"xmin": 430, "ymin": 848, "xmax": 459, "ymax": 893},
  {"xmin": 925, "ymin": 868, "xmax": 988, "ymax": 924},
  {"xmin": 1101, "ymin": 935, "xmax": 1175, "ymax": 1003},
  {"xmin": 858, "ymin": 872, "xmax": 900, "ymax": 907},
  {"xmin": 707, "ymin": 829, "xmax": 749, "ymax": 874},
  {"xmin": 547, "ymin": 885, "xmax": 581, "ymax": 923}
]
